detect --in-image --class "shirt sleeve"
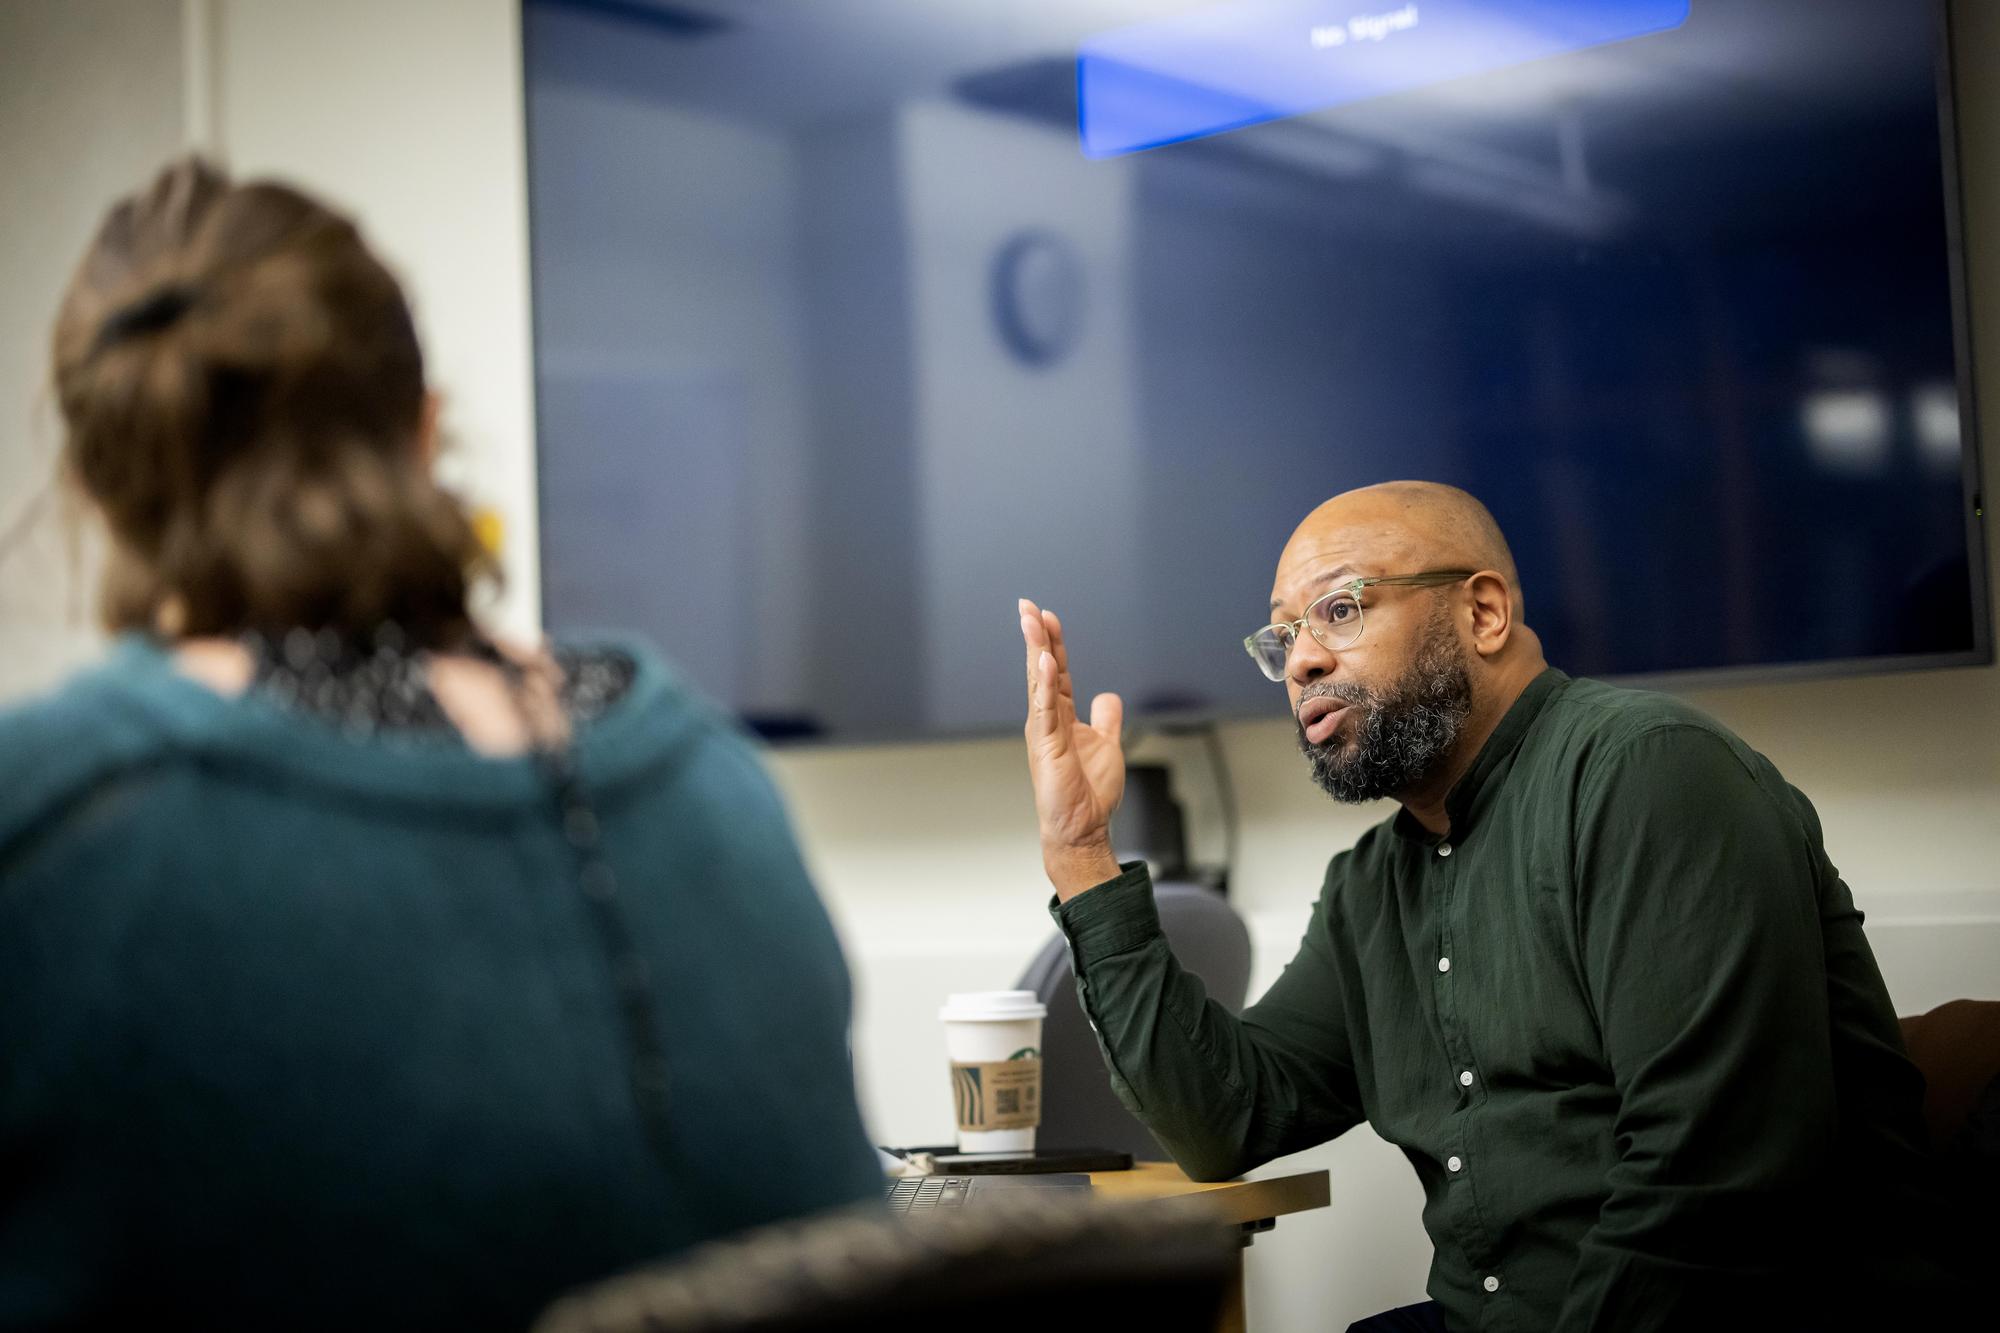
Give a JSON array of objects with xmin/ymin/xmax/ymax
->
[
  {"xmin": 1053, "ymin": 862, "xmax": 1365, "ymax": 1180},
  {"xmin": 1556, "ymin": 723, "xmax": 1838, "ymax": 1330}
]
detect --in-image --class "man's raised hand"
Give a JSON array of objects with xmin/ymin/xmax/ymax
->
[{"xmin": 1019, "ymin": 598, "xmax": 1126, "ymax": 901}]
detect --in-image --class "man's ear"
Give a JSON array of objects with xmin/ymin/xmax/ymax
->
[{"xmin": 1465, "ymin": 570, "xmax": 1514, "ymax": 659}]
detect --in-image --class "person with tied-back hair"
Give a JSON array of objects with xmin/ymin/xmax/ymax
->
[
  {"xmin": 1018, "ymin": 483, "xmax": 1967, "ymax": 1331},
  {"xmin": 0, "ymin": 158, "xmax": 880, "ymax": 1330}
]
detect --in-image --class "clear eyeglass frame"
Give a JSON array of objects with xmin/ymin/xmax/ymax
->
[{"xmin": 1243, "ymin": 569, "xmax": 1476, "ymax": 682}]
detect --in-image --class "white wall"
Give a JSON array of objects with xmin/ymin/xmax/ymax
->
[
  {"xmin": 208, "ymin": 0, "xmax": 543, "ymax": 641},
  {"xmin": 0, "ymin": 0, "xmax": 541, "ymax": 657},
  {"xmin": 3, "ymin": 2, "xmax": 1997, "ymax": 1330},
  {"xmin": 0, "ymin": 0, "xmax": 185, "ymax": 700}
]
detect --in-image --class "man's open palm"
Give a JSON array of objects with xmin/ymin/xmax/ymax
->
[{"xmin": 1019, "ymin": 599, "xmax": 1126, "ymax": 899}]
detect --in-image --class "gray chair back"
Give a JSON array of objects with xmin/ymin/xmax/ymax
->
[{"xmin": 1016, "ymin": 881, "xmax": 1252, "ymax": 1158}]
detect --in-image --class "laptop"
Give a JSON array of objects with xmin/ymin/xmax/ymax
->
[
  {"xmin": 877, "ymin": 1149, "xmax": 1091, "ymax": 1215},
  {"xmin": 883, "ymin": 1172, "xmax": 1093, "ymax": 1215}
]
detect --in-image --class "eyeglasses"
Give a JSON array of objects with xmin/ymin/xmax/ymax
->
[{"xmin": 1243, "ymin": 570, "xmax": 1475, "ymax": 682}]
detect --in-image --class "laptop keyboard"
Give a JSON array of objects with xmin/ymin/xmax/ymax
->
[{"xmin": 883, "ymin": 1175, "xmax": 973, "ymax": 1214}]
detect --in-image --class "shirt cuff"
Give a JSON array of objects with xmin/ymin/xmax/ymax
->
[{"xmin": 1048, "ymin": 861, "xmax": 1163, "ymax": 965}]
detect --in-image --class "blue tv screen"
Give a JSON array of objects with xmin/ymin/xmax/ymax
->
[{"xmin": 523, "ymin": 0, "xmax": 1988, "ymax": 742}]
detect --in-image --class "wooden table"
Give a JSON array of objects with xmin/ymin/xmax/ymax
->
[{"xmin": 1088, "ymin": 1161, "xmax": 1331, "ymax": 1333}]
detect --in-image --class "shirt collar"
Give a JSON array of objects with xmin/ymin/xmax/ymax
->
[{"xmin": 1393, "ymin": 667, "xmax": 1569, "ymax": 844}]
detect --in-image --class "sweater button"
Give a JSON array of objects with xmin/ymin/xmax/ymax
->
[
  {"xmin": 1483, "ymin": 1275, "xmax": 1501, "ymax": 1293},
  {"xmin": 1447, "ymin": 1155, "xmax": 1462, "ymax": 1173}
]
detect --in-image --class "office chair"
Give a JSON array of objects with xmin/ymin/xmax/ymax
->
[
  {"xmin": 532, "ymin": 1192, "xmax": 1235, "ymax": 1333},
  {"xmin": 1898, "ymin": 999, "xmax": 2000, "ymax": 1152},
  {"xmin": 1892, "ymin": 999, "xmax": 2000, "ymax": 1310},
  {"xmin": 1017, "ymin": 881, "xmax": 1252, "ymax": 1158}
]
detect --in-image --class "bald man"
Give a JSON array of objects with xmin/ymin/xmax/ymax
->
[{"xmin": 1018, "ymin": 483, "xmax": 1953, "ymax": 1332}]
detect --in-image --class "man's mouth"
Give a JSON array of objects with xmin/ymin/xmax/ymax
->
[{"xmin": 1298, "ymin": 695, "xmax": 1351, "ymax": 747}]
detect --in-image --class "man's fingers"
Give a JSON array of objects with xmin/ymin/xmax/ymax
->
[
  {"xmin": 1043, "ymin": 609, "xmax": 1071, "ymax": 680},
  {"xmin": 1018, "ymin": 599, "xmax": 1082, "ymax": 755},
  {"xmin": 1029, "ymin": 650, "xmax": 1069, "ymax": 751},
  {"xmin": 1041, "ymin": 609, "xmax": 1079, "ymax": 729},
  {"xmin": 1021, "ymin": 601, "xmax": 1076, "ymax": 722},
  {"xmin": 1020, "ymin": 606, "xmax": 1050, "ymax": 692},
  {"xmin": 1089, "ymin": 692, "xmax": 1124, "ymax": 747},
  {"xmin": 1022, "ymin": 622, "xmax": 1056, "ymax": 733},
  {"xmin": 1019, "ymin": 600, "xmax": 1048, "ymax": 649}
]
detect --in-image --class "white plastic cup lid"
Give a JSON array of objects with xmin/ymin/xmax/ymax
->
[{"xmin": 939, "ymin": 989, "xmax": 1047, "ymax": 1023}]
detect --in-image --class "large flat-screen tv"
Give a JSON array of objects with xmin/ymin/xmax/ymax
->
[{"xmin": 522, "ymin": 0, "xmax": 1988, "ymax": 743}]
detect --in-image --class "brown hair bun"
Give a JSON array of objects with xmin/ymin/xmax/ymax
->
[{"xmin": 52, "ymin": 156, "xmax": 495, "ymax": 647}]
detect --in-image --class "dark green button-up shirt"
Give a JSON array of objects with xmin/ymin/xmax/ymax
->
[{"xmin": 1055, "ymin": 670, "xmax": 1942, "ymax": 1331}]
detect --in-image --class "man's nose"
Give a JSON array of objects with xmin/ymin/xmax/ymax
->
[{"xmin": 1288, "ymin": 628, "xmax": 1336, "ymax": 686}]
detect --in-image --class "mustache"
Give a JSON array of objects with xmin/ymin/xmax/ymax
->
[{"xmin": 1295, "ymin": 681, "xmax": 1374, "ymax": 728}]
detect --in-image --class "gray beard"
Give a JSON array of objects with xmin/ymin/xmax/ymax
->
[{"xmin": 1294, "ymin": 614, "xmax": 1473, "ymax": 804}]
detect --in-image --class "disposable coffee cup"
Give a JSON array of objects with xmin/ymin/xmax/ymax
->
[{"xmin": 940, "ymin": 990, "xmax": 1046, "ymax": 1153}]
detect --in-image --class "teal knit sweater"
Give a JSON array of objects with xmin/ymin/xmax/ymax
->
[{"xmin": 0, "ymin": 636, "xmax": 882, "ymax": 1329}]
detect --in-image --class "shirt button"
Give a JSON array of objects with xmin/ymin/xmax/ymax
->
[
  {"xmin": 1437, "ymin": 842, "xmax": 1453, "ymax": 858},
  {"xmin": 1437, "ymin": 957, "xmax": 1451, "ymax": 973},
  {"xmin": 1483, "ymin": 1275, "xmax": 1501, "ymax": 1294},
  {"xmin": 1459, "ymin": 1070, "xmax": 1475, "ymax": 1087},
  {"xmin": 1447, "ymin": 1155, "xmax": 1463, "ymax": 1173}
]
